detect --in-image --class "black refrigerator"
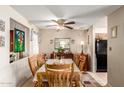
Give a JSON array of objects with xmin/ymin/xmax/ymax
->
[{"xmin": 95, "ymin": 39, "xmax": 107, "ymax": 72}]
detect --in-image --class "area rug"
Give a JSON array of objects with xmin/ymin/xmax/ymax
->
[{"xmin": 81, "ymin": 72, "xmax": 102, "ymax": 87}]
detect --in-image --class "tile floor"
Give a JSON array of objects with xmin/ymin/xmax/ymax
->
[{"xmin": 88, "ymin": 72, "xmax": 107, "ymax": 86}]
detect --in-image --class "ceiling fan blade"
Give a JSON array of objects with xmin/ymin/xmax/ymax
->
[
  {"xmin": 65, "ymin": 21, "xmax": 75, "ymax": 25},
  {"xmin": 64, "ymin": 25, "xmax": 73, "ymax": 29},
  {"xmin": 46, "ymin": 25, "xmax": 57, "ymax": 27},
  {"xmin": 51, "ymin": 20, "xmax": 58, "ymax": 23}
]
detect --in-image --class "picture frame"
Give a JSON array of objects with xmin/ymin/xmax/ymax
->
[
  {"xmin": 0, "ymin": 19, "xmax": 5, "ymax": 32},
  {"xmin": 14, "ymin": 28, "xmax": 25, "ymax": 52},
  {"xmin": 54, "ymin": 38, "xmax": 70, "ymax": 50},
  {"xmin": 30, "ymin": 30, "xmax": 33, "ymax": 41},
  {"xmin": 0, "ymin": 35, "xmax": 5, "ymax": 47},
  {"xmin": 50, "ymin": 40, "xmax": 53, "ymax": 44},
  {"xmin": 111, "ymin": 26, "xmax": 117, "ymax": 38},
  {"xmin": 71, "ymin": 39, "xmax": 75, "ymax": 44},
  {"xmin": 88, "ymin": 35, "xmax": 90, "ymax": 44}
]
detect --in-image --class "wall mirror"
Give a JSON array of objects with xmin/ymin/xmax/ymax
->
[{"xmin": 54, "ymin": 38, "xmax": 70, "ymax": 50}]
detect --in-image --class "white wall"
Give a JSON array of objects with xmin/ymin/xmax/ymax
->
[
  {"xmin": 84, "ymin": 17, "xmax": 107, "ymax": 72},
  {"xmin": 94, "ymin": 28, "xmax": 107, "ymax": 33},
  {"xmin": 0, "ymin": 6, "xmax": 39, "ymax": 86},
  {"xmin": 84, "ymin": 26, "xmax": 95, "ymax": 72},
  {"xmin": 94, "ymin": 17, "xmax": 107, "ymax": 33},
  {"xmin": 108, "ymin": 6, "xmax": 124, "ymax": 86},
  {"xmin": 39, "ymin": 29, "xmax": 86, "ymax": 54}
]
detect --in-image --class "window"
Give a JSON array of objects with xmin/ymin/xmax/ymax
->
[{"xmin": 32, "ymin": 32, "xmax": 39, "ymax": 54}]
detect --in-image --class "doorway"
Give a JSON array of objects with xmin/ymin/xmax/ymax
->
[{"xmin": 95, "ymin": 33, "xmax": 107, "ymax": 72}]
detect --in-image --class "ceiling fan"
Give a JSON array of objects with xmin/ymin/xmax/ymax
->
[{"xmin": 46, "ymin": 19, "xmax": 75, "ymax": 30}]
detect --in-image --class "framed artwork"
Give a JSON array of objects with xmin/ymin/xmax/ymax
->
[
  {"xmin": 111, "ymin": 26, "xmax": 117, "ymax": 38},
  {"xmin": 30, "ymin": 30, "xmax": 33, "ymax": 41},
  {"xmin": 88, "ymin": 35, "xmax": 90, "ymax": 44},
  {"xmin": 14, "ymin": 28, "xmax": 25, "ymax": 52},
  {"xmin": 71, "ymin": 39, "xmax": 75, "ymax": 44},
  {"xmin": 0, "ymin": 19, "xmax": 5, "ymax": 32},
  {"xmin": 0, "ymin": 35, "xmax": 5, "ymax": 47},
  {"xmin": 54, "ymin": 38, "xmax": 70, "ymax": 50},
  {"xmin": 50, "ymin": 40, "xmax": 53, "ymax": 44}
]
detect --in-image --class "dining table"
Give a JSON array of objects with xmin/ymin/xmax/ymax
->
[{"xmin": 33, "ymin": 59, "xmax": 82, "ymax": 86}]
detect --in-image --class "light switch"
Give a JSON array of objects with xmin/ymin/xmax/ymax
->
[{"xmin": 109, "ymin": 46, "xmax": 112, "ymax": 51}]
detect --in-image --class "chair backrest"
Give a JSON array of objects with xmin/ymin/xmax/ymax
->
[
  {"xmin": 37, "ymin": 54, "xmax": 45, "ymax": 68},
  {"xmin": 46, "ymin": 63, "xmax": 74, "ymax": 87},
  {"xmin": 75, "ymin": 54, "xmax": 80, "ymax": 66},
  {"xmin": 46, "ymin": 64, "xmax": 73, "ymax": 71},
  {"xmin": 50, "ymin": 52, "xmax": 56, "ymax": 59},
  {"xmin": 79, "ymin": 55, "xmax": 86, "ymax": 71},
  {"xmin": 79, "ymin": 54, "xmax": 86, "ymax": 61},
  {"xmin": 28, "ymin": 55, "xmax": 38, "ymax": 76}
]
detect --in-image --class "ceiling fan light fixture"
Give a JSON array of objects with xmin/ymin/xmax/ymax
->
[{"xmin": 56, "ymin": 25, "xmax": 64, "ymax": 31}]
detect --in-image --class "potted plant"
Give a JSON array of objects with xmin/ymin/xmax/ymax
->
[
  {"xmin": 57, "ymin": 47, "xmax": 64, "ymax": 53},
  {"xmin": 57, "ymin": 47, "xmax": 64, "ymax": 59}
]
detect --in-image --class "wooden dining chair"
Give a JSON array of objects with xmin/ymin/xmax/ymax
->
[
  {"xmin": 28, "ymin": 55, "xmax": 38, "ymax": 76},
  {"xmin": 34, "ymin": 72, "xmax": 49, "ymax": 87},
  {"xmin": 45, "ymin": 64, "xmax": 74, "ymax": 87},
  {"xmin": 79, "ymin": 55, "xmax": 86, "ymax": 71},
  {"xmin": 36, "ymin": 72, "xmax": 43, "ymax": 87},
  {"xmin": 75, "ymin": 54, "xmax": 80, "ymax": 67},
  {"xmin": 37, "ymin": 54, "xmax": 45, "ymax": 68}
]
